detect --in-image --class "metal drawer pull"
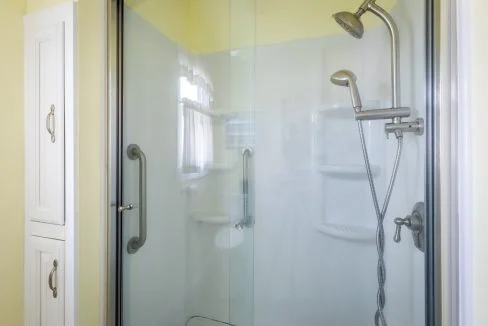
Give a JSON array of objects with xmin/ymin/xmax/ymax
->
[
  {"xmin": 45, "ymin": 104, "xmax": 56, "ymax": 143},
  {"xmin": 126, "ymin": 144, "xmax": 147, "ymax": 254},
  {"xmin": 48, "ymin": 259, "xmax": 58, "ymax": 298}
]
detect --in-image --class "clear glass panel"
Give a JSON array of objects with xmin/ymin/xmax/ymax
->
[
  {"xmin": 122, "ymin": 1, "xmax": 256, "ymax": 325},
  {"xmin": 121, "ymin": 0, "xmax": 427, "ymax": 325},
  {"xmin": 251, "ymin": 0, "xmax": 425, "ymax": 325},
  {"xmin": 122, "ymin": 4, "xmax": 187, "ymax": 324}
]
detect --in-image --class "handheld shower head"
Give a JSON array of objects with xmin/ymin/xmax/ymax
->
[{"xmin": 330, "ymin": 70, "xmax": 362, "ymax": 111}]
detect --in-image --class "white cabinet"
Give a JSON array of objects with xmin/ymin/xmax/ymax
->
[
  {"xmin": 24, "ymin": 6, "xmax": 66, "ymax": 227},
  {"xmin": 24, "ymin": 3, "xmax": 75, "ymax": 326},
  {"xmin": 26, "ymin": 237, "xmax": 65, "ymax": 326}
]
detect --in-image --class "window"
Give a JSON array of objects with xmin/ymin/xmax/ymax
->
[{"xmin": 178, "ymin": 69, "xmax": 214, "ymax": 175}]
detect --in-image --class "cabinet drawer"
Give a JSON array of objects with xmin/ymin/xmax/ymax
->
[
  {"xmin": 25, "ymin": 18, "xmax": 65, "ymax": 226},
  {"xmin": 26, "ymin": 236, "xmax": 65, "ymax": 326}
]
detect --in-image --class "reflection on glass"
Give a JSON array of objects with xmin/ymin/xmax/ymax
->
[{"xmin": 178, "ymin": 60, "xmax": 214, "ymax": 174}]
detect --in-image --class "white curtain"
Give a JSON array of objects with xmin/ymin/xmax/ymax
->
[{"xmin": 179, "ymin": 55, "xmax": 214, "ymax": 174}]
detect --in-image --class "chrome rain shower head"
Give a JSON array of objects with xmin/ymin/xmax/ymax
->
[
  {"xmin": 333, "ymin": 11, "xmax": 364, "ymax": 39},
  {"xmin": 330, "ymin": 70, "xmax": 362, "ymax": 111}
]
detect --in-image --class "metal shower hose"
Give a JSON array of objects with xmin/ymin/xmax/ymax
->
[{"xmin": 357, "ymin": 121, "xmax": 404, "ymax": 326}]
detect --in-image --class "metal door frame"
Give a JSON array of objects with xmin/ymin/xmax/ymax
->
[{"xmin": 105, "ymin": 0, "xmax": 445, "ymax": 325}]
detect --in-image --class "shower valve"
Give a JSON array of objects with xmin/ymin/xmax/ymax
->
[
  {"xmin": 385, "ymin": 117, "xmax": 425, "ymax": 138},
  {"xmin": 393, "ymin": 202, "xmax": 425, "ymax": 252}
]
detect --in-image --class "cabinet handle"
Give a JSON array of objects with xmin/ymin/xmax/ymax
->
[
  {"xmin": 48, "ymin": 259, "xmax": 58, "ymax": 298},
  {"xmin": 45, "ymin": 104, "xmax": 56, "ymax": 143},
  {"xmin": 126, "ymin": 144, "xmax": 147, "ymax": 254}
]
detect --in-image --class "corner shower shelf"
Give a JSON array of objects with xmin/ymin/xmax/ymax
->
[
  {"xmin": 315, "ymin": 164, "xmax": 380, "ymax": 179},
  {"xmin": 317, "ymin": 223, "xmax": 376, "ymax": 242},
  {"xmin": 213, "ymin": 109, "xmax": 253, "ymax": 118},
  {"xmin": 190, "ymin": 213, "xmax": 230, "ymax": 225},
  {"xmin": 186, "ymin": 106, "xmax": 253, "ymax": 120}
]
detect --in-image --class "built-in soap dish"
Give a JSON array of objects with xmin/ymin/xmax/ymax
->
[
  {"xmin": 315, "ymin": 164, "xmax": 380, "ymax": 179},
  {"xmin": 189, "ymin": 212, "xmax": 231, "ymax": 225}
]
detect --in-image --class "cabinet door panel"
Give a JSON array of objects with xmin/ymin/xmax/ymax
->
[
  {"xmin": 25, "ymin": 20, "xmax": 65, "ymax": 226},
  {"xmin": 26, "ymin": 236, "xmax": 65, "ymax": 326}
]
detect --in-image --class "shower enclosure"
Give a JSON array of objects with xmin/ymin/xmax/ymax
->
[{"xmin": 108, "ymin": 0, "xmax": 440, "ymax": 325}]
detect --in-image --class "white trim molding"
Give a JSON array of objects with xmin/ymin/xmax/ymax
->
[
  {"xmin": 457, "ymin": 0, "xmax": 488, "ymax": 325},
  {"xmin": 64, "ymin": 3, "xmax": 78, "ymax": 326},
  {"xmin": 455, "ymin": 0, "xmax": 474, "ymax": 324}
]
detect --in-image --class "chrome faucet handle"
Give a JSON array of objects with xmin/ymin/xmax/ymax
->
[
  {"xmin": 392, "ymin": 202, "xmax": 425, "ymax": 252},
  {"xmin": 393, "ymin": 216, "xmax": 411, "ymax": 243}
]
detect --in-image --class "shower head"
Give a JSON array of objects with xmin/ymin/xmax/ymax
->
[
  {"xmin": 333, "ymin": 11, "xmax": 364, "ymax": 39},
  {"xmin": 333, "ymin": 0, "xmax": 379, "ymax": 39},
  {"xmin": 330, "ymin": 70, "xmax": 362, "ymax": 111},
  {"xmin": 333, "ymin": 0, "xmax": 401, "ymax": 110}
]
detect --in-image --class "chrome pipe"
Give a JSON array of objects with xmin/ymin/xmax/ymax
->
[
  {"xmin": 367, "ymin": 2, "xmax": 401, "ymax": 112},
  {"xmin": 355, "ymin": 107, "xmax": 411, "ymax": 121},
  {"xmin": 356, "ymin": 0, "xmax": 375, "ymax": 16}
]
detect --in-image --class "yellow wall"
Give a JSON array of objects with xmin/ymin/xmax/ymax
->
[
  {"xmin": 77, "ymin": 0, "xmax": 104, "ymax": 325},
  {"xmin": 127, "ymin": 0, "xmax": 396, "ymax": 53},
  {"xmin": 126, "ymin": 0, "xmax": 192, "ymax": 49},
  {"xmin": 26, "ymin": 0, "xmax": 68, "ymax": 12},
  {"xmin": 0, "ymin": 1, "xmax": 26, "ymax": 326}
]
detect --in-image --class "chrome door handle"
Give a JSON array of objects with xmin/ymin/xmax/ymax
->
[
  {"xmin": 45, "ymin": 104, "xmax": 56, "ymax": 143},
  {"xmin": 126, "ymin": 144, "xmax": 147, "ymax": 254},
  {"xmin": 235, "ymin": 148, "xmax": 253, "ymax": 230},
  {"xmin": 118, "ymin": 204, "xmax": 134, "ymax": 212},
  {"xmin": 48, "ymin": 259, "xmax": 58, "ymax": 298}
]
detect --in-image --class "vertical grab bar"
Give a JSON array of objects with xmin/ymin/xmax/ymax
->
[
  {"xmin": 236, "ymin": 148, "xmax": 253, "ymax": 230},
  {"xmin": 126, "ymin": 144, "xmax": 147, "ymax": 254}
]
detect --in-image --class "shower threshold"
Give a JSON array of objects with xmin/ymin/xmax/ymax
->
[{"xmin": 185, "ymin": 315, "xmax": 236, "ymax": 326}]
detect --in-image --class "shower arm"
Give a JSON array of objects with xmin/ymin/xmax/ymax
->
[
  {"xmin": 347, "ymin": 1, "xmax": 406, "ymax": 127},
  {"xmin": 365, "ymin": 2, "xmax": 400, "ymax": 114},
  {"xmin": 354, "ymin": 1, "xmax": 426, "ymax": 137},
  {"xmin": 357, "ymin": 0, "xmax": 376, "ymax": 16}
]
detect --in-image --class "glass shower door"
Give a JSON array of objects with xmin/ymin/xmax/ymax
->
[
  {"xmin": 121, "ymin": 5, "xmax": 187, "ymax": 324},
  {"xmin": 119, "ymin": 1, "xmax": 256, "ymax": 325},
  {"xmin": 115, "ymin": 0, "xmax": 433, "ymax": 325}
]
